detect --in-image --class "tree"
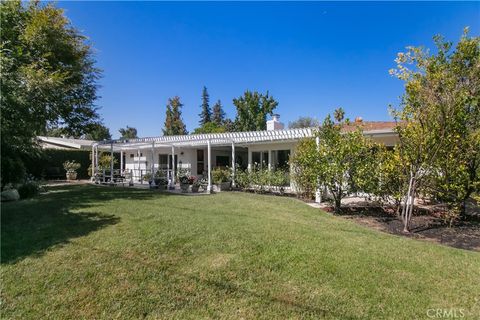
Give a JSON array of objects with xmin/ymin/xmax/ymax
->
[
  {"xmin": 290, "ymin": 112, "xmax": 376, "ymax": 213},
  {"xmin": 390, "ymin": 29, "xmax": 480, "ymax": 230},
  {"xmin": 1, "ymin": 1, "xmax": 101, "ymax": 186},
  {"xmin": 84, "ymin": 122, "xmax": 111, "ymax": 141},
  {"xmin": 233, "ymin": 91, "xmax": 278, "ymax": 131},
  {"xmin": 192, "ymin": 122, "xmax": 226, "ymax": 134},
  {"xmin": 198, "ymin": 86, "xmax": 211, "ymax": 126},
  {"xmin": 118, "ymin": 126, "xmax": 138, "ymax": 140},
  {"xmin": 163, "ymin": 96, "xmax": 188, "ymax": 136},
  {"xmin": 333, "ymin": 107, "xmax": 345, "ymax": 123},
  {"xmin": 212, "ymin": 100, "xmax": 226, "ymax": 126},
  {"xmin": 316, "ymin": 115, "xmax": 375, "ymax": 213},
  {"xmin": 288, "ymin": 117, "xmax": 319, "ymax": 129},
  {"xmin": 290, "ymin": 138, "xmax": 318, "ymax": 198}
]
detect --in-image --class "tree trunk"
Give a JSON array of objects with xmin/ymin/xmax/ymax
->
[
  {"xmin": 402, "ymin": 173, "xmax": 415, "ymax": 233},
  {"xmin": 334, "ymin": 197, "xmax": 341, "ymax": 214}
]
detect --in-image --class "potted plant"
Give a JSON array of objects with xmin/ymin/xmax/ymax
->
[
  {"xmin": 212, "ymin": 167, "xmax": 231, "ymax": 192},
  {"xmin": 154, "ymin": 170, "xmax": 168, "ymax": 190},
  {"xmin": 191, "ymin": 176, "xmax": 200, "ymax": 193},
  {"xmin": 178, "ymin": 168, "xmax": 191, "ymax": 192},
  {"xmin": 63, "ymin": 161, "xmax": 81, "ymax": 180}
]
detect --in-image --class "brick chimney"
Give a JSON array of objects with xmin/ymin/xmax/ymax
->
[{"xmin": 267, "ymin": 114, "xmax": 284, "ymax": 131}]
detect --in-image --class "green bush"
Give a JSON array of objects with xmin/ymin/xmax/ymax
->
[
  {"xmin": 212, "ymin": 167, "xmax": 231, "ymax": 184},
  {"xmin": 24, "ymin": 149, "xmax": 92, "ymax": 180},
  {"xmin": 18, "ymin": 181, "xmax": 39, "ymax": 199}
]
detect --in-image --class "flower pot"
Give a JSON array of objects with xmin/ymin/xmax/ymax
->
[
  {"xmin": 180, "ymin": 183, "xmax": 189, "ymax": 193},
  {"xmin": 215, "ymin": 181, "xmax": 231, "ymax": 192},
  {"xmin": 66, "ymin": 171, "xmax": 77, "ymax": 180},
  {"xmin": 191, "ymin": 185, "xmax": 200, "ymax": 193}
]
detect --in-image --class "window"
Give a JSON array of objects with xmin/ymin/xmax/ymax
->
[
  {"xmin": 216, "ymin": 156, "xmax": 229, "ymax": 167},
  {"xmin": 197, "ymin": 149, "xmax": 204, "ymax": 175},
  {"xmin": 272, "ymin": 149, "xmax": 290, "ymax": 170},
  {"xmin": 169, "ymin": 155, "xmax": 178, "ymax": 171},
  {"xmin": 251, "ymin": 151, "xmax": 269, "ymax": 169},
  {"xmin": 158, "ymin": 154, "xmax": 168, "ymax": 169},
  {"xmin": 130, "ymin": 154, "xmax": 134, "ymax": 158}
]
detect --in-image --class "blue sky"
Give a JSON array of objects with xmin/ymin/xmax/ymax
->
[{"xmin": 57, "ymin": 1, "xmax": 479, "ymax": 138}]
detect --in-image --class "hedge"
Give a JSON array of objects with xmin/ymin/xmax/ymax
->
[{"xmin": 25, "ymin": 149, "xmax": 92, "ymax": 180}]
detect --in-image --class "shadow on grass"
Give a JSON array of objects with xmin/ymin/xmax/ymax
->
[{"xmin": 1, "ymin": 184, "xmax": 160, "ymax": 264}]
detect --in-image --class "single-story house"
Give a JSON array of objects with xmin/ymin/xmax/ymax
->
[{"xmin": 93, "ymin": 115, "xmax": 399, "ymax": 198}]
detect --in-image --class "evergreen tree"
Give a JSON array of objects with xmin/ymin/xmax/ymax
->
[
  {"xmin": 212, "ymin": 100, "xmax": 226, "ymax": 126},
  {"xmin": 119, "ymin": 126, "xmax": 138, "ymax": 139},
  {"xmin": 163, "ymin": 96, "xmax": 188, "ymax": 136},
  {"xmin": 198, "ymin": 86, "xmax": 211, "ymax": 126}
]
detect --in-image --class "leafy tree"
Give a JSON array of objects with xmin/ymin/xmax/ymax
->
[
  {"xmin": 290, "ymin": 138, "xmax": 318, "ymax": 199},
  {"xmin": 317, "ymin": 115, "xmax": 376, "ymax": 213},
  {"xmin": 291, "ymin": 113, "xmax": 376, "ymax": 213},
  {"xmin": 118, "ymin": 126, "xmax": 138, "ymax": 140},
  {"xmin": 198, "ymin": 86, "xmax": 211, "ymax": 126},
  {"xmin": 288, "ymin": 116, "xmax": 319, "ymax": 129},
  {"xmin": 192, "ymin": 122, "xmax": 226, "ymax": 134},
  {"xmin": 212, "ymin": 100, "xmax": 226, "ymax": 126},
  {"xmin": 233, "ymin": 90, "xmax": 278, "ymax": 131},
  {"xmin": 1, "ymin": 1, "xmax": 101, "ymax": 186},
  {"xmin": 84, "ymin": 122, "xmax": 111, "ymax": 141},
  {"xmin": 375, "ymin": 147, "xmax": 408, "ymax": 214},
  {"xmin": 163, "ymin": 96, "xmax": 188, "ymax": 136},
  {"xmin": 390, "ymin": 29, "xmax": 480, "ymax": 230}
]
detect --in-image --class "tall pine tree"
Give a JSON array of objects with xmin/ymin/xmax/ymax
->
[
  {"xmin": 198, "ymin": 86, "xmax": 211, "ymax": 126},
  {"xmin": 212, "ymin": 100, "xmax": 226, "ymax": 126},
  {"xmin": 163, "ymin": 96, "xmax": 188, "ymax": 136}
]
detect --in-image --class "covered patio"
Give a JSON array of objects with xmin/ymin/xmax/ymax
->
[{"xmin": 91, "ymin": 128, "xmax": 313, "ymax": 192}]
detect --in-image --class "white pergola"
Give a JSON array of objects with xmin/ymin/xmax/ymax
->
[{"xmin": 91, "ymin": 128, "xmax": 314, "ymax": 192}]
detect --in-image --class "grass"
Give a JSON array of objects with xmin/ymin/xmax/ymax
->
[{"xmin": 1, "ymin": 185, "xmax": 479, "ymax": 319}]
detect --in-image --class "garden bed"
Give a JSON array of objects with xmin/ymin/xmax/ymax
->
[{"xmin": 321, "ymin": 203, "xmax": 480, "ymax": 251}]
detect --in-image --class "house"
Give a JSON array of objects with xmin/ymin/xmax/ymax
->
[
  {"xmin": 92, "ymin": 115, "xmax": 398, "ymax": 196},
  {"xmin": 37, "ymin": 136, "xmax": 96, "ymax": 150}
]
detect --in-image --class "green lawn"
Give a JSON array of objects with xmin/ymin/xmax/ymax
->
[{"xmin": 1, "ymin": 185, "xmax": 479, "ymax": 319}]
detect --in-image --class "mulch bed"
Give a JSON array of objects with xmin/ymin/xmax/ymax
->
[{"xmin": 322, "ymin": 205, "xmax": 480, "ymax": 252}]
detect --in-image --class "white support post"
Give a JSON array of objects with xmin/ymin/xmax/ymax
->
[
  {"xmin": 120, "ymin": 150, "xmax": 124, "ymax": 174},
  {"xmin": 247, "ymin": 148, "xmax": 252, "ymax": 172},
  {"xmin": 167, "ymin": 150, "xmax": 170, "ymax": 186},
  {"xmin": 171, "ymin": 146, "xmax": 176, "ymax": 188},
  {"xmin": 207, "ymin": 139, "xmax": 212, "ymax": 193},
  {"xmin": 315, "ymin": 136, "xmax": 321, "ymax": 203},
  {"xmin": 137, "ymin": 148, "xmax": 140, "ymax": 183},
  {"xmin": 268, "ymin": 149, "xmax": 272, "ymax": 171},
  {"xmin": 91, "ymin": 145, "xmax": 95, "ymax": 180},
  {"xmin": 151, "ymin": 142, "xmax": 155, "ymax": 176},
  {"xmin": 110, "ymin": 142, "xmax": 114, "ymax": 185},
  {"xmin": 95, "ymin": 145, "xmax": 99, "ymax": 175},
  {"xmin": 231, "ymin": 141, "xmax": 235, "ymax": 188}
]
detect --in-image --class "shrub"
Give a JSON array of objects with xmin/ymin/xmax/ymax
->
[
  {"xmin": 290, "ymin": 138, "xmax": 317, "ymax": 199},
  {"xmin": 212, "ymin": 167, "xmax": 230, "ymax": 184},
  {"xmin": 18, "ymin": 181, "xmax": 39, "ymax": 199},
  {"xmin": 234, "ymin": 168, "xmax": 250, "ymax": 189}
]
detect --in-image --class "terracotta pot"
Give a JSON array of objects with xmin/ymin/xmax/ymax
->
[{"xmin": 66, "ymin": 171, "xmax": 77, "ymax": 180}]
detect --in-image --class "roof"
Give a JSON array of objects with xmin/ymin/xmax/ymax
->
[
  {"xmin": 98, "ymin": 121, "xmax": 398, "ymax": 150},
  {"xmin": 342, "ymin": 121, "xmax": 398, "ymax": 132},
  {"xmin": 37, "ymin": 136, "xmax": 96, "ymax": 150}
]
